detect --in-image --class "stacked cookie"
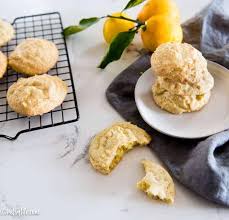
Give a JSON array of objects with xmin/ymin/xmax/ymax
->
[{"xmin": 151, "ymin": 42, "xmax": 214, "ymax": 114}]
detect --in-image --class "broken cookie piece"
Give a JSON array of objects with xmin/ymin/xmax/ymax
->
[
  {"xmin": 137, "ymin": 160, "xmax": 175, "ymax": 204},
  {"xmin": 89, "ymin": 122, "xmax": 151, "ymax": 175}
]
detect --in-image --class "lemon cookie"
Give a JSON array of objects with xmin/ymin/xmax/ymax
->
[
  {"xmin": 151, "ymin": 42, "xmax": 214, "ymax": 114},
  {"xmin": 137, "ymin": 160, "xmax": 175, "ymax": 204},
  {"xmin": 7, "ymin": 74, "xmax": 67, "ymax": 116},
  {"xmin": 0, "ymin": 19, "xmax": 14, "ymax": 47},
  {"xmin": 152, "ymin": 83, "xmax": 210, "ymax": 114},
  {"xmin": 89, "ymin": 122, "xmax": 151, "ymax": 175},
  {"xmin": 0, "ymin": 51, "xmax": 7, "ymax": 78},
  {"xmin": 151, "ymin": 42, "xmax": 211, "ymax": 85},
  {"xmin": 8, "ymin": 38, "xmax": 58, "ymax": 75}
]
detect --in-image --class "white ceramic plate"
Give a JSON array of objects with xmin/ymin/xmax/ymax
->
[{"xmin": 135, "ymin": 61, "xmax": 229, "ymax": 139}]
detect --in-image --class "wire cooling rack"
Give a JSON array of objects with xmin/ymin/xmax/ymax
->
[{"xmin": 0, "ymin": 12, "xmax": 79, "ymax": 140}]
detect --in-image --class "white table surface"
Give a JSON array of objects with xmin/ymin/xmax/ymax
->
[{"xmin": 1, "ymin": 0, "xmax": 229, "ymax": 219}]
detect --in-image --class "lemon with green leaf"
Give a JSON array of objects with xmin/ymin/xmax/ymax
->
[
  {"xmin": 63, "ymin": 0, "xmax": 183, "ymax": 68},
  {"xmin": 103, "ymin": 12, "xmax": 135, "ymax": 44}
]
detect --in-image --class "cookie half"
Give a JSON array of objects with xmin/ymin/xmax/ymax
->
[
  {"xmin": 7, "ymin": 74, "xmax": 67, "ymax": 116},
  {"xmin": 0, "ymin": 51, "xmax": 7, "ymax": 78},
  {"xmin": 137, "ymin": 160, "xmax": 175, "ymax": 204},
  {"xmin": 0, "ymin": 19, "xmax": 14, "ymax": 47},
  {"xmin": 8, "ymin": 38, "xmax": 59, "ymax": 75},
  {"xmin": 89, "ymin": 122, "xmax": 151, "ymax": 175}
]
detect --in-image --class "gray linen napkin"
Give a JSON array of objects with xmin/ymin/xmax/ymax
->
[{"xmin": 106, "ymin": 0, "xmax": 229, "ymax": 206}]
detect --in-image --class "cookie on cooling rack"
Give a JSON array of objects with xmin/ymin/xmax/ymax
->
[
  {"xmin": 137, "ymin": 160, "xmax": 175, "ymax": 204},
  {"xmin": 0, "ymin": 51, "xmax": 7, "ymax": 78},
  {"xmin": 0, "ymin": 19, "xmax": 15, "ymax": 47},
  {"xmin": 8, "ymin": 38, "xmax": 59, "ymax": 75},
  {"xmin": 89, "ymin": 122, "xmax": 151, "ymax": 175},
  {"xmin": 7, "ymin": 74, "xmax": 67, "ymax": 116}
]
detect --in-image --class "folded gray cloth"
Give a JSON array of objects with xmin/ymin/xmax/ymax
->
[{"xmin": 106, "ymin": 0, "xmax": 229, "ymax": 206}]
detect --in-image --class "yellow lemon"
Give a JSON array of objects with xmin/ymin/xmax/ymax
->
[
  {"xmin": 141, "ymin": 15, "xmax": 183, "ymax": 52},
  {"xmin": 103, "ymin": 12, "xmax": 135, "ymax": 44},
  {"xmin": 137, "ymin": 0, "xmax": 180, "ymax": 22}
]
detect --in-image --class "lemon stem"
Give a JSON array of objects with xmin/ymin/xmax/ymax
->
[{"xmin": 106, "ymin": 15, "xmax": 145, "ymax": 26}]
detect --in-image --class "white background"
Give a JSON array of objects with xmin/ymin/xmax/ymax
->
[{"xmin": 1, "ymin": 0, "xmax": 229, "ymax": 219}]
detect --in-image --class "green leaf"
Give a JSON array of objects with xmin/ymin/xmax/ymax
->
[
  {"xmin": 123, "ymin": 0, "xmax": 146, "ymax": 10},
  {"xmin": 98, "ymin": 30, "xmax": 136, "ymax": 69},
  {"xmin": 79, "ymin": 17, "xmax": 100, "ymax": 26},
  {"xmin": 63, "ymin": 17, "xmax": 100, "ymax": 37}
]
